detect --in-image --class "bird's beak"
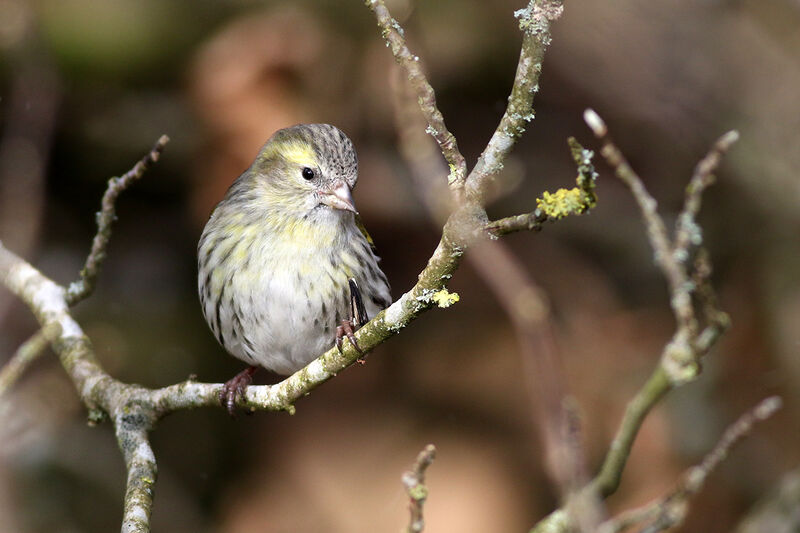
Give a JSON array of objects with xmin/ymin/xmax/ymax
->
[{"xmin": 320, "ymin": 181, "xmax": 357, "ymax": 213}]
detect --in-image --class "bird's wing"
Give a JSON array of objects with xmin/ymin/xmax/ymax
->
[
  {"xmin": 348, "ymin": 278, "xmax": 369, "ymax": 327},
  {"xmin": 354, "ymin": 213, "xmax": 377, "ymax": 253}
]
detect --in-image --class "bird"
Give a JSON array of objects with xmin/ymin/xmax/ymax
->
[{"xmin": 197, "ymin": 124, "xmax": 392, "ymax": 414}]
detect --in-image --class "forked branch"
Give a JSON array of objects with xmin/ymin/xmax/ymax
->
[
  {"xmin": 598, "ymin": 396, "xmax": 782, "ymax": 533},
  {"xmin": 530, "ymin": 111, "xmax": 740, "ymax": 533}
]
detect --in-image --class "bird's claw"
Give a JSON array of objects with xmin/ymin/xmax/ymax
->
[
  {"xmin": 333, "ymin": 278, "xmax": 369, "ymax": 363},
  {"xmin": 336, "ymin": 319, "xmax": 364, "ymax": 355},
  {"xmin": 219, "ymin": 366, "xmax": 258, "ymax": 416}
]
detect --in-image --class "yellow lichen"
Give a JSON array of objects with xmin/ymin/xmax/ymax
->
[
  {"xmin": 432, "ymin": 289, "xmax": 460, "ymax": 308},
  {"xmin": 447, "ymin": 163, "xmax": 458, "ymax": 186},
  {"xmin": 536, "ymin": 187, "xmax": 590, "ymax": 219}
]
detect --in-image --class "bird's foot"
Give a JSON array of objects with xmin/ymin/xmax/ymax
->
[
  {"xmin": 334, "ymin": 278, "xmax": 370, "ymax": 363},
  {"xmin": 220, "ymin": 366, "xmax": 258, "ymax": 416},
  {"xmin": 336, "ymin": 319, "xmax": 364, "ymax": 359}
]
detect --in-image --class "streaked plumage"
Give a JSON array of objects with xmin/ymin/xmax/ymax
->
[{"xmin": 198, "ymin": 124, "xmax": 391, "ymax": 381}]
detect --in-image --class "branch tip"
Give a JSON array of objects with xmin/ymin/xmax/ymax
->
[
  {"xmin": 583, "ymin": 108, "xmax": 607, "ymax": 137},
  {"xmin": 403, "ymin": 444, "xmax": 437, "ymax": 533},
  {"xmin": 367, "ymin": 0, "xmax": 466, "ymax": 196},
  {"xmin": 754, "ymin": 395, "xmax": 782, "ymax": 419},
  {"xmin": 66, "ymin": 134, "xmax": 170, "ymax": 305},
  {"xmin": 718, "ymin": 129, "xmax": 739, "ymax": 148},
  {"xmin": 465, "ymin": 0, "xmax": 562, "ymax": 202}
]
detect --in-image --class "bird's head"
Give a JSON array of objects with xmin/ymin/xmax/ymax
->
[{"xmin": 247, "ymin": 123, "xmax": 359, "ymax": 216}]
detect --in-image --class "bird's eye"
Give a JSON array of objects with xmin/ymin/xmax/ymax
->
[{"xmin": 301, "ymin": 167, "xmax": 315, "ymax": 180}]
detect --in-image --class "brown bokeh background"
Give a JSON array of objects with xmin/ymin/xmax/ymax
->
[{"xmin": 1, "ymin": 0, "xmax": 799, "ymax": 531}]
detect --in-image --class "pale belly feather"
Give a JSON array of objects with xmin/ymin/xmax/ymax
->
[
  {"xmin": 199, "ymin": 207, "xmax": 391, "ymax": 375},
  {"xmin": 226, "ymin": 225, "xmax": 371, "ymax": 374}
]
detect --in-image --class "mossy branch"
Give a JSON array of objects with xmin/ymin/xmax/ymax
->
[
  {"xmin": 365, "ymin": 0, "xmax": 467, "ymax": 196},
  {"xmin": 488, "ymin": 137, "xmax": 597, "ymax": 236},
  {"xmin": 466, "ymin": 0, "xmax": 564, "ymax": 203}
]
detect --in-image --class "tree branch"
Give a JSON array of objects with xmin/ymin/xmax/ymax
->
[
  {"xmin": 118, "ymin": 425, "xmax": 158, "ymax": 533},
  {"xmin": 590, "ymin": 367, "xmax": 672, "ymax": 498},
  {"xmin": 598, "ymin": 396, "xmax": 782, "ymax": 533},
  {"xmin": 402, "ymin": 444, "xmax": 436, "ymax": 533},
  {"xmin": 1, "ymin": 241, "xmax": 165, "ymax": 532},
  {"xmin": 386, "ymin": 15, "xmax": 598, "ymax": 517},
  {"xmin": 673, "ymin": 130, "xmax": 739, "ymax": 262},
  {"xmin": 487, "ymin": 137, "xmax": 598, "ymax": 236},
  {"xmin": 66, "ymin": 135, "xmax": 170, "ymax": 306},
  {"xmin": 366, "ymin": 0, "xmax": 467, "ymax": 196},
  {"xmin": 583, "ymin": 109, "xmax": 695, "ymax": 335},
  {"xmin": 466, "ymin": 0, "xmax": 564, "ymax": 203},
  {"xmin": 0, "ymin": 325, "xmax": 54, "ymax": 397},
  {"xmin": 583, "ymin": 109, "xmax": 735, "ymax": 495},
  {"xmin": 529, "ymin": 113, "xmax": 737, "ymax": 533}
]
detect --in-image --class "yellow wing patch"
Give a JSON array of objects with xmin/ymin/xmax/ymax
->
[{"xmin": 355, "ymin": 214, "xmax": 377, "ymax": 252}]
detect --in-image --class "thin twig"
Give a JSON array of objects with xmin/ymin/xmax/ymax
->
[
  {"xmin": 366, "ymin": 0, "xmax": 467, "ymax": 196},
  {"xmin": 486, "ymin": 209, "xmax": 548, "ymax": 236},
  {"xmin": 466, "ymin": 0, "xmax": 564, "ymax": 203},
  {"xmin": 0, "ymin": 325, "xmax": 57, "ymax": 397},
  {"xmin": 584, "ymin": 109, "xmax": 695, "ymax": 335},
  {"xmin": 525, "ymin": 112, "xmax": 741, "ymax": 533},
  {"xmin": 389, "ymin": 66, "xmax": 453, "ymax": 220},
  {"xmin": 598, "ymin": 396, "xmax": 782, "ymax": 533},
  {"xmin": 469, "ymin": 239, "xmax": 605, "ymax": 530},
  {"xmin": 0, "ymin": 136, "xmax": 169, "ymax": 399},
  {"xmin": 402, "ymin": 444, "xmax": 437, "ymax": 533},
  {"xmin": 691, "ymin": 248, "xmax": 731, "ymax": 356},
  {"xmin": 488, "ymin": 137, "xmax": 598, "ymax": 236},
  {"xmin": 580, "ymin": 109, "xmax": 737, "ymax": 502},
  {"xmin": 589, "ymin": 367, "xmax": 672, "ymax": 498},
  {"xmin": 673, "ymin": 130, "xmax": 739, "ymax": 261},
  {"xmin": 66, "ymin": 135, "xmax": 170, "ymax": 305}
]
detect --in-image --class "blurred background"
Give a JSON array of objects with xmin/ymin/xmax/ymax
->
[{"xmin": 1, "ymin": 0, "xmax": 799, "ymax": 531}]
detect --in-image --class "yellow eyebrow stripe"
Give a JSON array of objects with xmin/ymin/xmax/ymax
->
[{"xmin": 263, "ymin": 140, "xmax": 317, "ymax": 166}]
